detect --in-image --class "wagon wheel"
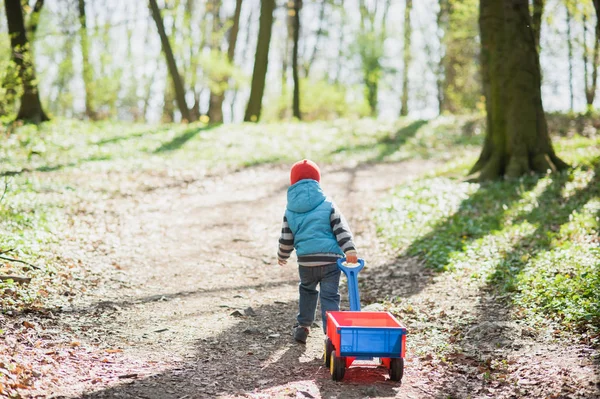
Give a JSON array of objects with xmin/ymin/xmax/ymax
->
[
  {"xmin": 388, "ymin": 358, "xmax": 404, "ymax": 382},
  {"xmin": 324, "ymin": 338, "xmax": 334, "ymax": 367},
  {"xmin": 330, "ymin": 352, "xmax": 346, "ymax": 381}
]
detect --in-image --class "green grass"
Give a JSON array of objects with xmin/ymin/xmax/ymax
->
[
  {"xmin": 0, "ymin": 116, "xmax": 482, "ymax": 312},
  {"xmin": 376, "ymin": 135, "xmax": 600, "ymax": 334}
]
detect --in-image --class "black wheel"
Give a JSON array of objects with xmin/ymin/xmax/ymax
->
[
  {"xmin": 324, "ymin": 338, "xmax": 334, "ymax": 367},
  {"xmin": 330, "ymin": 352, "xmax": 346, "ymax": 381},
  {"xmin": 389, "ymin": 357, "xmax": 404, "ymax": 382}
]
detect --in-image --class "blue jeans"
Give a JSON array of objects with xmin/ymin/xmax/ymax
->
[{"xmin": 297, "ymin": 263, "xmax": 341, "ymax": 333}]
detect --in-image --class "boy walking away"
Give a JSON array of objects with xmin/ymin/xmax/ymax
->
[{"xmin": 277, "ymin": 159, "xmax": 359, "ymax": 344}]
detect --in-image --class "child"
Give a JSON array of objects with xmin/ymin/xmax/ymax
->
[{"xmin": 277, "ymin": 159, "xmax": 358, "ymax": 344}]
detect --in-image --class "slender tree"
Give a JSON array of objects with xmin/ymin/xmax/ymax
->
[
  {"xmin": 292, "ymin": 0, "xmax": 302, "ymax": 119},
  {"xmin": 471, "ymin": 0, "xmax": 568, "ymax": 180},
  {"xmin": 304, "ymin": 0, "xmax": 327, "ymax": 77},
  {"xmin": 584, "ymin": 1, "xmax": 600, "ymax": 110},
  {"xmin": 78, "ymin": 0, "xmax": 96, "ymax": 119},
  {"xmin": 149, "ymin": 0, "xmax": 191, "ymax": 122},
  {"xmin": 244, "ymin": 0, "xmax": 276, "ymax": 122},
  {"xmin": 400, "ymin": 0, "xmax": 412, "ymax": 116},
  {"xmin": 208, "ymin": 0, "xmax": 243, "ymax": 123},
  {"xmin": 4, "ymin": 0, "xmax": 49, "ymax": 122},
  {"xmin": 358, "ymin": 0, "xmax": 391, "ymax": 116},
  {"xmin": 566, "ymin": 1, "xmax": 574, "ymax": 111}
]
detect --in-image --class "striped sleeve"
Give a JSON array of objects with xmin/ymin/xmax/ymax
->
[
  {"xmin": 330, "ymin": 203, "xmax": 357, "ymax": 255},
  {"xmin": 277, "ymin": 215, "xmax": 295, "ymax": 261}
]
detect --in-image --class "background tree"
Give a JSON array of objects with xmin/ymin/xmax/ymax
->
[
  {"xmin": 149, "ymin": 0, "xmax": 191, "ymax": 122},
  {"xmin": 78, "ymin": 0, "xmax": 96, "ymax": 119},
  {"xmin": 244, "ymin": 0, "xmax": 275, "ymax": 122},
  {"xmin": 357, "ymin": 0, "xmax": 391, "ymax": 117},
  {"xmin": 207, "ymin": 0, "xmax": 243, "ymax": 123},
  {"xmin": 584, "ymin": 0, "xmax": 600, "ymax": 110},
  {"xmin": 400, "ymin": 0, "xmax": 412, "ymax": 116},
  {"xmin": 471, "ymin": 0, "xmax": 568, "ymax": 180},
  {"xmin": 437, "ymin": 0, "xmax": 480, "ymax": 114},
  {"xmin": 4, "ymin": 0, "xmax": 49, "ymax": 122},
  {"xmin": 292, "ymin": 0, "xmax": 302, "ymax": 119}
]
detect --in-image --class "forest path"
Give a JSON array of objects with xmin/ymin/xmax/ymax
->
[{"xmin": 40, "ymin": 159, "xmax": 599, "ymax": 399}]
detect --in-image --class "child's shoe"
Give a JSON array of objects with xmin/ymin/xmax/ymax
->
[{"xmin": 293, "ymin": 325, "xmax": 309, "ymax": 344}]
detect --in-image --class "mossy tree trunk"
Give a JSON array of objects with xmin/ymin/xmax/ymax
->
[
  {"xmin": 244, "ymin": 0, "xmax": 275, "ymax": 122},
  {"xmin": 4, "ymin": 0, "xmax": 49, "ymax": 123},
  {"xmin": 471, "ymin": 0, "xmax": 568, "ymax": 180},
  {"xmin": 149, "ymin": 0, "xmax": 191, "ymax": 122}
]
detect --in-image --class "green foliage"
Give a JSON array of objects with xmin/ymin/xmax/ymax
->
[
  {"xmin": 377, "ymin": 134, "xmax": 600, "ymax": 333},
  {"xmin": 263, "ymin": 79, "xmax": 370, "ymax": 121},
  {"xmin": 199, "ymin": 49, "xmax": 248, "ymax": 95}
]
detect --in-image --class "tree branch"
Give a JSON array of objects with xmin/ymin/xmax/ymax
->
[
  {"xmin": 0, "ymin": 275, "xmax": 31, "ymax": 284},
  {"xmin": 0, "ymin": 255, "xmax": 41, "ymax": 270}
]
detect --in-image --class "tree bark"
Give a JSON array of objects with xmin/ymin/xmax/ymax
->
[
  {"xmin": 292, "ymin": 0, "xmax": 302, "ymax": 119},
  {"xmin": 149, "ymin": 0, "xmax": 191, "ymax": 122},
  {"xmin": 400, "ymin": 0, "xmax": 412, "ymax": 116},
  {"xmin": 78, "ymin": 0, "xmax": 96, "ymax": 120},
  {"xmin": 531, "ymin": 0, "xmax": 544, "ymax": 51},
  {"xmin": 471, "ymin": 0, "xmax": 568, "ymax": 180},
  {"xmin": 4, "ymin": 0, "xmax": 49, "ymax": 123},
  {"xmin": 244, "ymin": 0, "xmax": 275, "ymax": 122}
]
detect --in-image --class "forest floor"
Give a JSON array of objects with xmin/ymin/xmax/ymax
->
[{"xmin": 1, "ymin": 118, "xmax": 599, "ymax": 398}]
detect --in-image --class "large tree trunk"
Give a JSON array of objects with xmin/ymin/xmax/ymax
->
[
  {"xmin": 531, "ymin": 0, "xmax": 544, "ymax": 51},
  {"xmin": 292, "ymin": 0, "xmax": 302, "ymax": 119},
  {"xmin": 4, "ymin": 0, "xmax": 49, "ymax": 123},
  {"xmin": 149, "ymin": 0, "xmax": 191, "ymax": 122},
  {"xmin": 400, "ymin": 0, "xmax": 412, "ymax": 116},
  {"xmin": 78, "ymin": 0, "xmax": 96, "ymax": 120},
  {"xmin": 244, "ymin": 0, "xmax": 275, "ymax": 122},
  {"xmin": 471, "ymin": 0, "xmax": 568, "ymax": 180},
  {"xmin": 207, "ymin": 0, "xmax": 242, "ymax": 123}
]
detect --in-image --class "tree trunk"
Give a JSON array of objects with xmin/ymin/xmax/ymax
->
[
  {"xmin": 207, "ymin": 0, "xmax": 242, "ymax": 123},
  {"xmin": 244, "ymin": 0, "xmax": 275, "ymax": 122},
  {"xmin": 304, "ymin": 0, "xmax": 327, "ymax": 77},
  {"xmin": 78, "ymin": 0, "xmax": 97, "ymax": 120},
  {"xmin": 149, "ymin": 0, "xmax": 191, "ymax": 122},
  {"xmin": 4, "ymin": 0, "xmax": 49, "ymax": 123},
  {"xmin": 471, "ymin": 0, "xmax": 568, "ymax": 180},
  {"xmin": 28, "ymin": 0, "xmax": 44, "ymax": 42},
  {"xmin": 566, "ymin": 2, "xmax": 574, "ymax": 112},
  {"xmin": 292, "ymin": 0, "xmax": 302, "ymax": 119},
  {"xmin": 584, "ymin": 1, "xmax": 600, "ymax": 110},
  {"xmin": 400, "ymin": 0, "xmax": 412, "ymax": 116},
  {"xmin": 531, "ymin": 0, "xmax": 544, "ymax": 51}
]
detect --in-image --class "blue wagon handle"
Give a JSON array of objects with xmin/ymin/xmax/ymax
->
[{"xmin": 337, "ymin": 258, "xmax": 365, "ymax": 312}]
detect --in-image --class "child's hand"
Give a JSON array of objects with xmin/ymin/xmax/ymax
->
[
  {"xmin": 346, "ymin": 254, "xmax": 358, "ymax": 264},
  {"xmin": 278, "ymin": 259, "xmax": 287, "ymax": 266}
]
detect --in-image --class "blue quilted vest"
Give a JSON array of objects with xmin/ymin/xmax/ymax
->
[{"xmin": 285, "ymin": 179, "xmax": 344, "ymax": 257}]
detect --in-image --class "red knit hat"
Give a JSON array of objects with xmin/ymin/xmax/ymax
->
[{"xmin": 290, "ymin": 159, "xmax": 321, "ymax": 185}]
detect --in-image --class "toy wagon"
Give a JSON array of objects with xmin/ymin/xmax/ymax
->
[{"xmin": 324, "ymin": 259, "xmax": 407, "ymax": 382}]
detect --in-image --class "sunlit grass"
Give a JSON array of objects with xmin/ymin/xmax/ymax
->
[{"xmin": 376, "ymin": 135, "xmax": 600, "ymax": 334}]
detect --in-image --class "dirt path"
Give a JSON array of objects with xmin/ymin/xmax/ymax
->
[{"xmin": 16, "ymin": 160, "xmax": 599, "ymax": 398}]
